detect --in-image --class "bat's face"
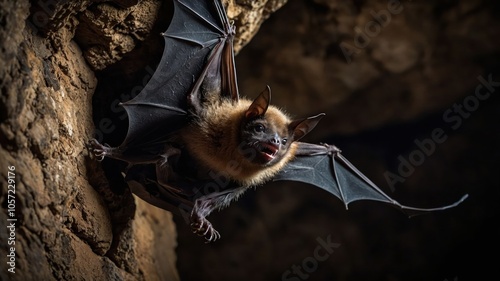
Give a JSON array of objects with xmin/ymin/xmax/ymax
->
[
  {"xmin": 237, "ymin": 87, "xmax": 322, "ymax": 168},
  {"xmin": 239, "ymin": 113, "xmax": 293, "ymax": 167}
]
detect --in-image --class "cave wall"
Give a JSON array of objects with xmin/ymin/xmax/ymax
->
[{"xmin": 0, "ymin": 0, "xmax": 179, "ymax": 280}]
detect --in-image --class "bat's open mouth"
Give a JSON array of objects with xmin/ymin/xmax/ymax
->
[{"xmin": 255, "ymin": 142, "xmax": 279, "ymax": 162}]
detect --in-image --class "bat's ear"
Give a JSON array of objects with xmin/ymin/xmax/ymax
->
[
  {"xmin": 245, "ymin": 86, "xmax": 271, "ymax": 119},
  {"xmin": 289, "ymin": 113, "xmax": 325, "ymax": 141}
]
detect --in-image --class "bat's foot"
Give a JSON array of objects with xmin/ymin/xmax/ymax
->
[
  {"xmin": 190, "ymin": 196, "xmax": 220, "ymax": 242},
  {"xmin": 89, "ymin": 139, "xmax": 113, "ymax": 161},
  {"xmin": 190, "ymin": 216, "xmax": 221, "ymax": 243},
  {"xmin": 188, "ymin": 189, "xmax": 246, "ymax": 242}
]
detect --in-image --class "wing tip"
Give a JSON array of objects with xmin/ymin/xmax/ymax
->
[{"xmin": 403, "ymin": 193, "xmax": 469, "ymax": 218}]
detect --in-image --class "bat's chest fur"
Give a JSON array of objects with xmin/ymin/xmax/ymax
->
[{"xmin": 180, "ymin": 99, "xmax": 294, "ymax": 187}]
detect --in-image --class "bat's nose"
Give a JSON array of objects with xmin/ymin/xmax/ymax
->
[{"xmin": 270, "ymin": 135, "xmax": 281, "ymax": 146}]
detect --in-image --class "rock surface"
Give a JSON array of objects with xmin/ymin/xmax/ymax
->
[{"xmin": 1, "ymin": 0, "xmax": 192, "ymax": 280}]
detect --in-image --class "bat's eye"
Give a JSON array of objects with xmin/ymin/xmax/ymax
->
[
  {"xmin": 253, "ymin": 124, "xmax": 265, "ymax": 133},
  {"xmin": 281, "ymin": 138, "xmax": 288, "ymax": 145}
]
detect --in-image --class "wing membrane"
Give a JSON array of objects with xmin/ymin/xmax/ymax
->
[{"xmin": 274, "ymin": 142, "xmax": 468, "ymax": 216}]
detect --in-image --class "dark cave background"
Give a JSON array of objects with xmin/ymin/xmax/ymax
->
[{"xmin": 173, "ymin": 1, "xmax": 500, "ymax": 281}]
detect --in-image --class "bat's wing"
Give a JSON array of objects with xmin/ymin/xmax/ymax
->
[
  {"xmin": 119, "ymin": 0, "xmax": 238, "ymax": 152},
  {"xmin": 274, "ymin": 142, "xmax": 468, "ymax": 216}
]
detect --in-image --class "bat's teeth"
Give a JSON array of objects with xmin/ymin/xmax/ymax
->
[
  {"xmin": 260, "ymin": 146, "xmax": 277, "ymax": 156},
  {"xmin": 262, "ymin": 144, "xmax": 279, "ymax": 156},
  {"xmin": 251, "ymin": 142, "xmax": 279, "ymax": 162}
]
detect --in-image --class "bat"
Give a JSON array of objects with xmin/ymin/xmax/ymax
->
[{"xmin": 90, "ymin": 0, "xmax": 468, "ymax": 242}]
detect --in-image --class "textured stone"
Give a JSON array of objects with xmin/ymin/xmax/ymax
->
[
  {"xmin": 0, "ymin": 0, "xmax": 188, "ymax": 280},
  {"xmin": 75, "ymin": 0, "xmax": 162, "ymax": 70}
]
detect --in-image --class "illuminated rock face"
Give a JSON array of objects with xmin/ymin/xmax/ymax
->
[{"xmin": 0, "ymin": 0, "xmax": 181, "ymax": 280}]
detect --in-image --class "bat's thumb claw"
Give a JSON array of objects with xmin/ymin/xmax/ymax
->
[{"xmin": 320, "ymin": 143, "xmax": 341, "ymax": 154}]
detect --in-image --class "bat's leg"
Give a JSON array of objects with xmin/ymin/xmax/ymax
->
[
  {"xmin": 190, "ymin": 186, "xmax": 248, "ymax": 243},
  {"xmin": 126, "ymin": 178, "xmax": 194, "ymax": 216}
]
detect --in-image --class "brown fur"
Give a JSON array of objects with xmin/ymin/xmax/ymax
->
[{"xmin": 180, "ymin": 97, "xmax": 297, "ymax": 187}]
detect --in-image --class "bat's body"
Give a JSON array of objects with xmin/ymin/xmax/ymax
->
[
  {"xmin": 90, "ymin": 0, "xmax": 468, "ymax": 242},
  {"xmin": 181, "ymin": 87, "xmax": 321, "ymax": 187}
]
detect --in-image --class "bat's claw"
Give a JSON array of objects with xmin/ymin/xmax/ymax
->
[
  {"xmin": 190, "ymin": 217, "xmax": 221, "ymax": 243},
  {"xmin": 158, "ymin": 147, "xmax": 181, "ymax": 167},
  {"xmin": 89, "ymin": 138, "xmax": 112, "ymax": 161},
  {"xmin": 320, "ymin": 143, "xmax": 341, "ymax": 154}
]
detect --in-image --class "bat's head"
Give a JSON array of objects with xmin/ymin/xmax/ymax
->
[{"xmin": 239, "ymin": 86, "xmax": 324, "ymax": 166}]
